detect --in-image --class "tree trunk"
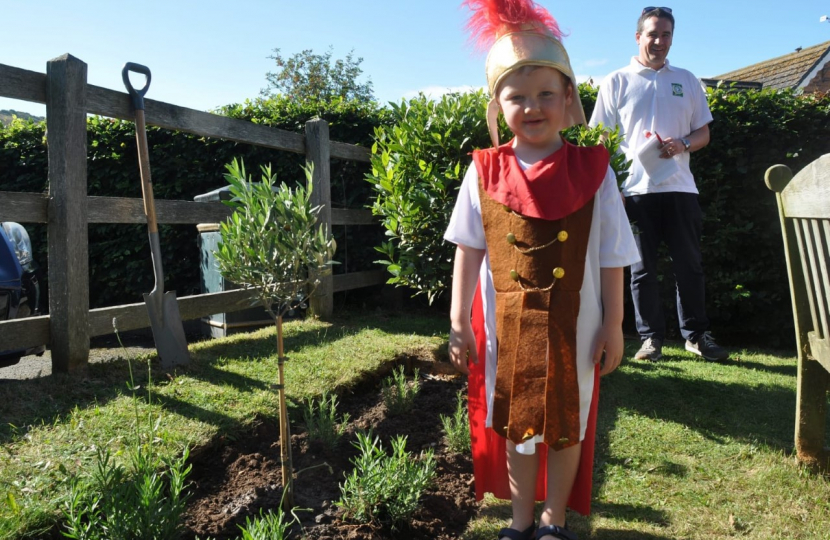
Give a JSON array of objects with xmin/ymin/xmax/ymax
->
[{"xmin": 276, "ymin": 315, "xmax": 294, "ymax": 508}]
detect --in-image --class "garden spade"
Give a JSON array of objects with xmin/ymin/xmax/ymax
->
[{"xmin": 122, "ymin": 62, "xmax": 189, "ymax": 369}]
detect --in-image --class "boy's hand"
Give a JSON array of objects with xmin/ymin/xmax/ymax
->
[
  {"xmin": 449, "ymin": 323, "xmax": 478, "ymax": 375},
  {"xmin": 593, "ymin": 323, "xmax": 624, "ymax": 376}
]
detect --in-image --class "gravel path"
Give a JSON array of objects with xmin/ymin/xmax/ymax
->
[{"xmin": 0, "ymin": 333, "xmax": 158, "ymax": 381}]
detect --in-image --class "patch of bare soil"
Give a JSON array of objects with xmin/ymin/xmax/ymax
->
[{"xmin": 181, "ymin": 360, "xmax": 479, "ymax": 539}]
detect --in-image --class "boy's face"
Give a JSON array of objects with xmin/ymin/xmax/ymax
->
[{"xmin": 496, "ymin": 67, "xmax": 573, "ymax": 150}]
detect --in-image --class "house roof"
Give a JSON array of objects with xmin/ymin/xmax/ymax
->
[{"xmin": 712, "ymin": 40, "xmax": 830, "ymax": 90}]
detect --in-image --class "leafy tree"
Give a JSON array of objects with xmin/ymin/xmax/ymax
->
[
  {"xmin": 0, "ymin": 109, "xmax": 44, "ymax": 126},
  {"xmin": 214, "ymin": 158, "xmax": 336, "ymax": 508},
  {"xmin": 262, "ymin": 46, "xmax": 375, "ymax": 103}
]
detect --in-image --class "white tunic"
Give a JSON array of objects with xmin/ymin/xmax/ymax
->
[{"xmin": 444, "ymin": 163, "xmax": 640, "ymax": 454}]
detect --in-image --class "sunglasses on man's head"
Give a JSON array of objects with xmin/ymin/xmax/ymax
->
[{"xmin": 642, "ymin": 6, "xmax": 672, "ymax": 14}]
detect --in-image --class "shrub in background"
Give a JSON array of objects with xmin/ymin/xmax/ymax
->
[
  {"xmin": 367, "ymin": 90, "xmax": 497, "ymax": 305},
  {"xmin": 219, "ymin": 95, "xmax": 390, "ymax": 215},
  {"xmin": 684, "ymin": 86, "xmax": 830, "ymax": 345},
  {"xmin": 4, "ymin": 85, "xmax": 829, "ymax": 345},
  {"xmin": 367, "ymin": 86, "xmax": 629, "ymax": 305},
  {"xmin": 366, "ymin": 85, "xmax": 830, "ymax": 346}
]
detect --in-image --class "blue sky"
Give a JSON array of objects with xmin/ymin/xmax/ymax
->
[{"xmin": 3, "ymin": 0, "xmax": 830, "ymax": 117}]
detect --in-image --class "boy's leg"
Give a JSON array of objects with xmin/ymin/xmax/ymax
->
[
  {"xmin": 506, "ymin": 441, "xmax": 540, "ymax": 531},
  {"xmin": 538, "ymin": 442, "xmax": 581, "ymax": 535}
]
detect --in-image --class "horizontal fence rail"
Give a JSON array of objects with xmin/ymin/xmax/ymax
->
[
  {"xmin": 0, "ymin": 271, "xmax": 386, "ymax": 352},
  {"xmin": 0, "ymin": 191, "xmax": 376, "ymax": 226},
  {"xmin": 0, "ymin": 57, "xmax": 386, "ymax": 371},
  {"xmin": 0, "ymin": 63, "xmax": 371, "ymax": 162}
]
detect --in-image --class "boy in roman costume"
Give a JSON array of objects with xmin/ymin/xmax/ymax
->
[{"xmin": 445, "ymin": 1, "xmax": 640, "ymax": 539}]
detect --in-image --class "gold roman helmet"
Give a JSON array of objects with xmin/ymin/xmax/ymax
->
[
  {"xmin": 485, "ymin": 29, "xmax": 586, "ymax": 147},
  {"xmin": 465, "ymin": 0, "xmax": 587, "ymax": 147}
]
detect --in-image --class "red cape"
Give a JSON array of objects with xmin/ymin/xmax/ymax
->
[
  {"xmin": 469, "ymin": 283, "xmax": 599, "ymax": 514},
  {"xmin": 467, "ymin": 140, "xmax": 609, "ymax": 515}
]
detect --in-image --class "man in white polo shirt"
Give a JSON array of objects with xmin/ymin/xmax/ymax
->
[{"xmin": 589, "ymin": 6, "xmax": 728, "ymax": 362}]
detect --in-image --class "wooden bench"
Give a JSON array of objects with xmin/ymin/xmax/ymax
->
[{"xmin": 765, "ymin": 155, "xmax": 830, "ymax": 471}]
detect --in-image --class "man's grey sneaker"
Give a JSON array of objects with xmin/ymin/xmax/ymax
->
[
  {"xmin": 634, "ymin": 338, "xmax": 663, "ymax": 361},
  {"xmin": 685, "ymin": 332, "xmax": 729, "ymax": 361}
]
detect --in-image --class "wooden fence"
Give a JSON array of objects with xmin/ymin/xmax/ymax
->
[{"xmin": 0, "ymin": 54, "xmax": 386, "ymax": 372}]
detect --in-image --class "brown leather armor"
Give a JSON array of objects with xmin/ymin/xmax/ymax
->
[{"xmin": 479, "ymin": 180, "xmax": 595, "ymax": 450}]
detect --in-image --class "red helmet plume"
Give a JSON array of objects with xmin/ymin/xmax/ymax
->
[{"xmin": 463, "ymin": 0, "xmax": 564, "ymax": 51}]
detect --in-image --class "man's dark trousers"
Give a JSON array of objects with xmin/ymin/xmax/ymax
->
[{"xmin": 625, "ymin": 192, "xmax": 709, "ymax": 342}]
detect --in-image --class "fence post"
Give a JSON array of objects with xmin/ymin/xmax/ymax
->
[
  {"xmin": 46, "ymin": 54, "xmax": 89, "ymax": 372},
  {"xmin": 305, "ymin": 118, "xmax": 333, "ymax": 318}
]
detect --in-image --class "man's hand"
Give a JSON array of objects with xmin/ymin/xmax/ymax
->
[
  {"xmin": 449, "ymin": 323, "xmax": 478, "ymax": 375},
  {"xmin": 659, "ymin": 137, "xmax": 682, "ymax": 159}
]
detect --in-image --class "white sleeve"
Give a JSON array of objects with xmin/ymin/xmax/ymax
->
[
  {"xmin": 444, "ymin": 164, "xmax": 486, "ymax": 250},
  {"xmin": 589, "ymin": 77, "xmax": 618, "ymax": 130},
  {"xmin": 597, "ymin": 166, "xmax": 640, "ymax": 268}
]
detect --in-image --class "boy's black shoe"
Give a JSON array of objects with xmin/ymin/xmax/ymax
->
[
  {"xmin": 498, "ymin": 522, "xmax": 536, "ymax": 540},
  {"xmin": 634, "ymin": 337, "xmax": 663, "ymax": 361},
  {"xmin": 685, "ymin": 332, "xmax": 729, "ymax": 361},
  {"xmin": 535, "ymin": 523, "xmax": 578, "ymax": 540}
]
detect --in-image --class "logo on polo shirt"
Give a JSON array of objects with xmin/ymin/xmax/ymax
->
[{"xmin": 672, "ymin": 83, "xmax": 684, "ymax": 97}]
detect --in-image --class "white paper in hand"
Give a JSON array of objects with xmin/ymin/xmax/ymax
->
[{"xmin": 636, "ymin": 132, "xmax": 680, "ymax": 186}]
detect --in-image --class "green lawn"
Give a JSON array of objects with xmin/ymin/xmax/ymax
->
[
  {"xmin": 0, "ymin": 311, "xmax": 448, "ymax": 539},
  {"xmin": 1, "ymin": 313, "xmax": 829, "ymax": 540},
  {"xmin": 466, "ymin": 342, "xmax": 830, "ymax": 540}
]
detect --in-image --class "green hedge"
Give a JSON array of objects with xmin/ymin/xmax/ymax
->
[
  {"xmin": 693, "ymin": 88, "xmax": 830, "ymax": 345},
  {"xmin": 367, "ymin": 85, "xmax": 830, "ymax": 347},
  {"xmin": 367, "ymin": 91, "xmax": 495, "ymax": 306},
  {"xmin": 0, "ymin": 97, "xmax": 390, "ymax": 310},
  {"xmin": 4, "ymin": 87, "xmax": 828, "ymax": 346},
  {"xmin": 366, "ymin": 89, "xmax": 627, "ymax": 306}
]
